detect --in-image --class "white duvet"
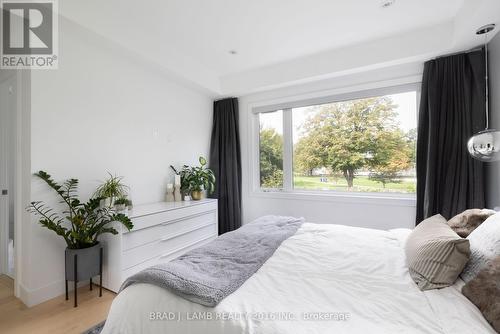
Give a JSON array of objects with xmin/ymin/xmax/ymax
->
[{"xmin": 102, "ymin": 223, "xmax": 495, "ymax": 334}]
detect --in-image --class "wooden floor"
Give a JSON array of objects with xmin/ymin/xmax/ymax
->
[{"xmin": 0, "ymin": 275, "xmax": 116, "ymax": 334}]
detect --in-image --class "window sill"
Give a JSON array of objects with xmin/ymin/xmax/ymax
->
[{"xmin": 249, "ymin": 189, "xmax": 416, "ymax": 207}]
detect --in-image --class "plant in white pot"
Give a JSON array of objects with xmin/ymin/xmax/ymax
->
[
  {"xmin": 94, "ymin": 173, "xmax": 129, "ymax": 207},
  {"xmin": 27, "ymin": 171, "xmax": 133, "ymax": 306},
  {"xmin": 113, "ymin": 197, "xmax": 130, "ymax": 212}
]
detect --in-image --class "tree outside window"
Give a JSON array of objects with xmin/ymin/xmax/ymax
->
[{"xmin": 259, "ymin": 91, "xmax": 417, "ymax": 194}]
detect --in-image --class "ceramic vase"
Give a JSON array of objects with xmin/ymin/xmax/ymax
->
[
  {"xmin": 191, "ymin": 190, "xmax": 203, "ymax": 200},
  {"xmin": 165, "ymin": 184, "xmax": 174, "ymax": 202}
]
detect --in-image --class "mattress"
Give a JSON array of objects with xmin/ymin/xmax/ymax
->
[{"xmin": 102, "ymin": 222, "xmax": 494, "ymax": 334}]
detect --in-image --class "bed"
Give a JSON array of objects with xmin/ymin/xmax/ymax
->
[{"xmin": 102, "ymin": 220, "xmax": 495, "ymax": 333}]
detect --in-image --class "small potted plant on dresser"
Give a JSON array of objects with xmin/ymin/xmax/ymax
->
[
  {"xmin": 184, "ymin": 156, "xmax": 216, "ymax": 200},
  {"xmin": 170, "ymin": 164, "xmax": 192, "ymax": 200},
  {"xmin": 94, "ymin": 172, "xmax": 129, "ymax": 207},
  {"xmin": 27, "ymin": 171, "xmax": 133, "ymax": 307},
  {"xmin": 113, "ymin": 197, "xmax": 130, "ymax": 212}
]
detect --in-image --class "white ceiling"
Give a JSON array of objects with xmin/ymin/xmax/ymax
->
[
  {"xmin": 158, "ymin": 0, "xmax": 465, "ymax": 75},
  {"xmin": 61, "ymin": 0, "xmax": 464, "ymax": 75},
  {"xmin": 60, "ymin": 0, "xmax": 499, "ymax": 95}
]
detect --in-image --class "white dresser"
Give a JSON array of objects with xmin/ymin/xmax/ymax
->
[{"xmin": 101, "ymin": 199, "xmax": 218, "ymax": 292}]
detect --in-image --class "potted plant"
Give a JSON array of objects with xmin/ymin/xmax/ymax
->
[
  {"xmin": 94, "ymin": 172, "xmax": 129, "ymax": 207},
  {"xmin": 170, "ymin": 164, "xmax": 193, "ymax": 200},
  {"xmin": 114, "ymin": 197, "xmax": 129, "ymax": 212},
  {"xmin": 27, "ymin": 171, "xmax": 133, "ymax": 305},
  {"xmin": 183, "ymin": 156, "xmax": 216, "ymax": 200}
]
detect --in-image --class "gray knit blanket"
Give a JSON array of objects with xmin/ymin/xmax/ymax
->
[{"xmin": 120, "ymin": 215, "xmax": 304, "ymax": 307}]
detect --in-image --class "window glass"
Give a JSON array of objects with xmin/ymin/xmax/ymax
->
[
  {"xmin": 259, "ymin": 110, "xmax": 284, "ymax": 189},
  {"xmin": 292, "ymin": 91, "xmax": 417, "ymax": 193}
]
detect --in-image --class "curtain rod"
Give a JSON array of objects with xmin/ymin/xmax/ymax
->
[{"xmin": 432, "ymin": 46, "xmax": 483, "ymax": 60}]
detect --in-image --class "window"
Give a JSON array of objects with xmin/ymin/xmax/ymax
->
[{"xmin": 255, "ymin": 85, "xmax": 418, "ymax": 196}]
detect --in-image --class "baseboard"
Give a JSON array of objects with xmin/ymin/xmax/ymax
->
[
  {"xmin": 18, "ymin": 282, "xmax": 31, "ymax": 306},
  {"xmin": 19, "ymin": 279, "xmax": 91, "ymax": 307}
]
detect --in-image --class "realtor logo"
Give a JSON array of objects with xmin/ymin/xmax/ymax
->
[{"xmin": 1, "ymin": 0, "xmax": 58, "ymax": 69}]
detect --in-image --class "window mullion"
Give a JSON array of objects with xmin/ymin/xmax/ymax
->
[{"xmin": 283, "ymin": 108, "xmax": 293, "ymax": 191}]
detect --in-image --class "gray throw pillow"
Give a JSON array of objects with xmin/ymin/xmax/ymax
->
[
  {"xmin": 461, "ymin": 213, "xmax": 500, "ymax": 283},
  {"xmin": 462, "ymin": 256, "xmax": 500, "ymax": 332},
  {"xmin": 406, "ymin": 214, "xmax": 470, "ymax": 290},
  {"xmin": 447, "ymin": 208, "xmax": 496, "ymax": 237}
]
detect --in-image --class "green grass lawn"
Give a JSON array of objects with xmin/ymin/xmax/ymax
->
[{"xmin": 293, "ymin": 175, "xmax": 416, "ymax": 193}]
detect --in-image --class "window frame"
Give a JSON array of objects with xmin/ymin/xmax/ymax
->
[{"xmin": 249, "ymin": 80, "xmax": 421, "ymax": 205}]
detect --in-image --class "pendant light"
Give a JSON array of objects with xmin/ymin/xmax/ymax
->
[{"xmin": 467, "ymin": 24, "xmax": 500, "ymax": 162}]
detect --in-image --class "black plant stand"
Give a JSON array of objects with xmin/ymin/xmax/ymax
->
[{"xmin": 65, "ymin": 247, "xmax": 103, "ymax": 307}]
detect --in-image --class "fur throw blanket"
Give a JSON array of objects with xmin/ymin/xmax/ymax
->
[
  {"xmin": 462, "ymin": 256, "xmax": 500, "ymax": 332},
  {"xmin": 447, "ymin": 209, "xmax": 496, "ymax": 238}
]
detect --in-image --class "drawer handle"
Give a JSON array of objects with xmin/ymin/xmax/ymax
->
[
  {"xmin": 158, "ymin": 235, "xmax": 215, "ymax": 259},
  {"xmin": 160, "ymin": 210, "xmax": 215, "ymax": 226},
  {"xmin": 159, "ymin": 221, "xmax": 215, "ymax": 242}
]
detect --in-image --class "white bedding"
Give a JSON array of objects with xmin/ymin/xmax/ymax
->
[{"xmin": 102, "ymin": 223, "xmax": 495, "ymax": 334}]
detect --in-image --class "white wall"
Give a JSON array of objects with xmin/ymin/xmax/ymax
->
[
  {"xmin": 20, "ymin": 17, "xmax": 213, "ymax": 306},
  {"xmin": 486, "ymin": 32, "xmax": 500, "ymax": 208},
  {"xmin": 239, "ymin": 63, "xmax": 423, "ymax": 229}
]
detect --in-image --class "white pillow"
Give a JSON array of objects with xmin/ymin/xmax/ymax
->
[{"xmin": 460, "ymin": 212, "xmax": 500, "ymax": 283}]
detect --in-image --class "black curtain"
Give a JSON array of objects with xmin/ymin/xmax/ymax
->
[
  {"xmin": 209, "ymin": 98, "xmax": 242, "ymax": 234},
  {"xmin": 416, "ymin": 49, "xmax": 486, "ymax": 224}
]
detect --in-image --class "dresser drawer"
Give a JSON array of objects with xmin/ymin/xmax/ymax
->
[
  {"xmin": 129, "ymin": 201, "xmax": 217, "ymax": 232},
  {"xmin": 121, "ymin": 234, "xmax": 217, "ymax": 281},
  {"xmin": 123, "ymin": 210, "xmax": 216, "ymax": 251},
  {"xmin": 122, "ymin": 223, "xmax": 217, "ymax": 269}
]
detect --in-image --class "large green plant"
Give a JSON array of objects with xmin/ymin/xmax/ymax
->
[
  {"xmin": 171, "ymin": 157, "xmax": 215, "ymax": 194},
  {"xmin": 27, "ymin": 171, "xmax": 133, "ymax": 249}
]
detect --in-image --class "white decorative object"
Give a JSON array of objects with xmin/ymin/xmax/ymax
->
[
  {"xmin": 100, "ymin": 197, "xmax": 112, "ymax": 208},
  {"xmin": 174, "ymin": 174, "xmax": 181, "ymax": 186},
  {"xmin": 165, "ymin": 184, "xmax": 174, "ymax": 202},
  {"xmin": 101, "ymin": 199, "xmax": 218, "ymax": 292},
  {"xmin": 174, "ymin": 184, "xmax": 182, "ymax": 202}
]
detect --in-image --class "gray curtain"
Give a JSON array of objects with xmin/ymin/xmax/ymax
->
[
  {"xmin": 416, "ymin": 49, "xmax": 486, "ymax": 224},
  {"xmin": 209, "ymin": 98, "xmax": 242, "ymax": 234}
]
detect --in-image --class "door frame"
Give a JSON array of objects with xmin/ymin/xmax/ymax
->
[{"xmin": 0, "ymin": 69, "xmax": 31, "ymax": 299}]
